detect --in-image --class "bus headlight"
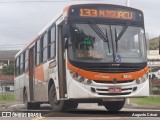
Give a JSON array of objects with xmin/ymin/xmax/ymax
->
[
  {"xmin": 78, "ymin": 76, "xmax": 85, "ymax": 83},
  {"xmin": 136, "ymin": 79, "xmax": 141, "ymax": 84},
  {"xmin": 70, "ymin": 71, "xmax": 78, "ymax": 80},
  {"xmin": 87, "ymin": 79, "xmax": 92, "ymax": 85},
  {"xmin": 135, "ymin": 74, "xmax": 148, "ymax": 84},
  {"xmin": 70, "ymin": 71, "xmax": 93, "ymax": 85},
  {"xmin": 141, "ymin": 74, "xmax": 148, "ymax": 83},
  {"xmin": 141, "ymin": 76, "xmax": 146, "ymax": 83}
]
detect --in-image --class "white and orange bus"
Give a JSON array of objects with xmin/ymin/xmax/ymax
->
[{"xmin": 14, "ymin": 4, "xmax": 149, "ymax": 111}]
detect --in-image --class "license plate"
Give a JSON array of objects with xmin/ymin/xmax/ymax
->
[{"xmin": 108, "ymin": 87, "xmax": 122, "ymax": 93}]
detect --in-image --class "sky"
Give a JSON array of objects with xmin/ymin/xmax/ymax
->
[{"xmin": 0, "ymin": 0, "xmax": 159, "ymax": 50}]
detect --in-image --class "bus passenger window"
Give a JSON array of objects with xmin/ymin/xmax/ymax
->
[
  {"xmin": 43, "ymin": 48, "xmax": 47, "ymax": 61},
  {"xmin": 20, "ymin": 55, "xmax": 23, "ymax": 74},
  {"xmin": 43, "ymin": 33, "xmax": 48, "ymax": 47},
  {"xmin": 51, "ymin": 26, "xmax": 56, "ymax": 42},
  {"xmin": 40, "ymin": 37, "xmax": 44, "ymax": 63},
  {"xmin": 36, "ymin": 53, "xmax": 40, "ymax": 65},
  {"xmin": 48, "ymin": 26, "xmax": 56, "ymax": 59},
  {"xmin": 15, "ymin": 57, "xmax": 20, "ymax": 76},
  {"xmin": 23, "ymin": 52, "xmax": 25, "ymax": 72},
  {"xmin": 25, "ymin": 49, "xmax": 28, "ymax": 71},
  {"xmin": 50, "ymin": 42, "xmax": 55, "ymax": 58},
  {"xmin": 35, "ymin": 40, "xmax": 40, "ymax": 65},
  {"xmin": 43, "ymin": 33, "xmax": 48, "ymax": 62}
]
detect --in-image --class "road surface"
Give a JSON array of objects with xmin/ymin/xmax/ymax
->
[{"xmin": 0, "ymin": 103, "xmax": 157, "ymax": 118}]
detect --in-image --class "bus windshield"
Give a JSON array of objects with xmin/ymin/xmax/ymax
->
[{"xmin": 68, "ymin": 23, "xmax": 147, "ymax": 63}]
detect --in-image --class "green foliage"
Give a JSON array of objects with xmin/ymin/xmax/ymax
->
[
  {"xmin": 2, "ymin": 64, "xmax": 14, "ymax": 75},
  {"xmin": 131, "ymin": 96, "xmax": 160, "ymax": 106},
  {"xmin": 0, "ymin": 92, "xmax": 15, "ymax": 102},
  {"xmin": 149, "ymin": 37, "xmax": 160, "ymax": 50}
]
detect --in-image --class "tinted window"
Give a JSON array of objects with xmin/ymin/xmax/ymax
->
[
  {"xmin": 48, "ymin": 26, "xmax": 56, "ymax": 59},
  {"xmin": 43, "ymin": 33, "xmax": 48, "ymax": 48}
]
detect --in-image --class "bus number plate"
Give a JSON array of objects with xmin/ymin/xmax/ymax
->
[{"xmin": 108, "ymin": 88, "xmax": 122, "ymax": 93}]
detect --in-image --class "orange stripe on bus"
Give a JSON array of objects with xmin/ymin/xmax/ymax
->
[
  {"xmin": 34, "ymin": 65, "xmax": 44, "ymax": 81},
  {"xmin": 67, "ymin": 61, "xmax": 148, "ymax": 81}
]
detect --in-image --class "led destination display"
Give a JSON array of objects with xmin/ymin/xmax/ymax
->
[{"xmin": 69, "ymin": 4, "xmax": 143, "ymax": 21}]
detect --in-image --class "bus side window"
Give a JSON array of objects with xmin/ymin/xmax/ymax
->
[
  {"xmin": 42, "ymin": 33, "xmax": 48, "ymax": 62},
  {"xmin": 20, "ymin": 54, "xmax": 23, "ymax": 74},
  {"xmin": 48, "ymin": 26, "xmax": 56, "ymax": 59},
  {"xmin": 23, "ymin": 52, "xmax": 25, "ymax": 72},
  {"xmin": 35, "ymin": 40, "xmax": 40, "ymax": 66},
  {"xmin": 15, "ymin": 57, "xmax": 19, "ymax": 76},
  {"xmin": 25, "ymin": 49, "xmax": 28, "ymax": 71},
  {"xmin": 18, "ymin": 57, "xmax": 20, "ymax": 75},
  {"xmin": 40, "ymin": 36, "xmax": 44, "ymax": 63}
]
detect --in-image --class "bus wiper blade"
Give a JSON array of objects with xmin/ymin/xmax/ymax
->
[
  {"xmin": 105, "ymin": 29, "xmax": 110, "ymax": 53},
  {"xmin": 89, "ymin": 20, "xmax": 111, "ymax": 53},
  {"xmin": 115, "ymin": 22, "xmax": 129, "ymax": 42},
  {"xmin": 89, "ymin": 20, "xmax": 108, "ymax": 42},
  {"xmin": 115, "ymin": 28, "xmax": 118, "ymax": 52},
  {"xmin": 115, "ymin": 23, "xmax": 129, "ymax": 52},
  {"xmin": 89, "ymin": 24, "xmax": 108, "ymax": 42}
]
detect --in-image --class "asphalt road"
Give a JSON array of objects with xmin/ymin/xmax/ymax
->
[{"xmin": 2, "ymin": 103, "xmax": 159, "ymax": 118}]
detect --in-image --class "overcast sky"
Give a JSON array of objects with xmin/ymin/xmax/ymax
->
[{"xmin": 0, "ymin": 0, "xmax": 159, "ymax": 50}]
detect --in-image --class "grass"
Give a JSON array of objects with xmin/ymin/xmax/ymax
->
[
  {"xmin": 0, "ymin": 92, "xmax": 15, "ymax": 103},
  {"xmin": 131, "ymin": 96, "xmax": 160, "ymax": 106}
]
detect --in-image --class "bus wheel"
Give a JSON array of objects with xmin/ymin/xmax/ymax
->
[
  {"xmin": 64, "ymin": 100, "xmax": 78, "ymax": 111},
  {"xmin": 49, "ymin": 84, "xmax": 65, "ymax": 111},
  {"xmin": 23, "ymin": 89, "xmax": 40, "ymax": 109},
  {"xmin": 49, "ymin": 84, "xmax": 78, "ymax": 111},
  {"xmin": 103, "ymin": 99, "xmax": 125, "ymax": 111},
  {"xmin": 23, "ymin": 89, "xmax": 31, "ymax": 109},
  {"xmin": 69, "ymin": 101, "xmax": 78, "ymax": 110}
]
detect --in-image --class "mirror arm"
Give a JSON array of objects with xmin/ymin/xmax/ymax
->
[{"xmin": 64, "ymin": 38, "xmax": 68, "ymax": 49}]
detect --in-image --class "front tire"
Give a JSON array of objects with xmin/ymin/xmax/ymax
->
[
  {"xmin": 49, "ymin": 84, "xmax": 78, "ymax": 111},
  {"xmin": 103, "ymin": 99, "xmax": 125, "ymax": 111},
  {"xmin": 23, "ymin": 89, "xmax": 40, "ymax": 109}
]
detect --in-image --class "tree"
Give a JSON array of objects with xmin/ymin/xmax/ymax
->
[{"xmin": 2, "ymin": 64, "xmax": 14, "ymax": 75}]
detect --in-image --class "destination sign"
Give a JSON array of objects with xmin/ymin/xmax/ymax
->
[
  {"xmin": 80, "ymin": 9, "xmax": 133, "ymax": 20},
  {"xmin": 68, "ymin": 5, "xmax": 143, "ymax": 21}
]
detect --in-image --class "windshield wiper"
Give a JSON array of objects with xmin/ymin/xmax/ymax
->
[
  {"xmin": 89, "ymin": 20, "xmax": 110, "ymax": 53},
  {"xmin": 115, "ymin": 22, "xmax": 130, "ymax": 52}
]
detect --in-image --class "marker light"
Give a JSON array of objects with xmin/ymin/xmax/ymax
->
[
  {"xmin": 72, "ymin": 72, "xmax": 78, "ymax": 79},
  {"xmin": 136, "ymin": 79, "xmax": 141, "ymax": 84},
  {"xmin": 79, "ymin": 77, "xmax": 85, "ymax": 83},
  {"xmin": 87, "ymin": 79, "xmax": 92, "ymax": 85},
  {"xmin": 135, "ymin": 74, "xmax": 148, "ymax": 84},
  {"xmin": 70, "ymin": 70, "xmax": 93, "ymax": 85}
]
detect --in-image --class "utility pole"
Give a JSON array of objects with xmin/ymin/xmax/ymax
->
[
  {"xmin": 126, "ymin": 0, "xmax": 130, "ymax": 104},
  {"xmin": 126, "ymin": 0, "xmax": 130, "ymax": 7},
  {"xmin": 159, "ymin": 35, "xmax": 160, "ymax": 55}
]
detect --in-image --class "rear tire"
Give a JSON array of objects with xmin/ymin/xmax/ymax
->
[
  {"xmin": 103, "ymin": 99, "xmax": 125, "ymax": 111},
  {"xmin": 49, "ymin": 84, "xmax": 78, "ymax": 111},
  {"xmin": 23, "ymin": 89, "xmax": 40, "ymax": 109}
]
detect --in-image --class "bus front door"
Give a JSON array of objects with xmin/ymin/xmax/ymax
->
[
  {"xmin": 28, "ymin": 47, "xmax": 35, "ymax": 101},
  {"xmin": 57, "ymin": 24, "xmax": 67, "ymax": 99}
]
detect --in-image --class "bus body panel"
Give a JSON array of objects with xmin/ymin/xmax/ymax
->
[{"xmin": 67, "ymin": 76, "xmax": 149, "ymax": 99}]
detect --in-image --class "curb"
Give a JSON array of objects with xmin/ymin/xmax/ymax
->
[{"xmin": 125, "ymin": 104, "xmax": 160, "ymax": 110}]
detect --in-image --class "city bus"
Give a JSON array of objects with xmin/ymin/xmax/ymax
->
[{"xmin": 14, "ymin": 3, "xmax": 149, "ymax": 111}]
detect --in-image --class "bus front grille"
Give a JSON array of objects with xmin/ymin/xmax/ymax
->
[
  {"xmin": 85, "ymin": 67, "xmax": 141, "ymax": 73},
  {"xmin": 93, "ymin": 87, "xmax": 133, "ymax": 96},
  {"xmin": 93, "ymin": 80, "xmax": 134, "ymax": 84},
  {"xmin": 97, "ymin": 92, "xmax": 131, "ymax": 95}
]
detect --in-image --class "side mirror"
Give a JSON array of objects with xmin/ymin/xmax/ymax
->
[
  {"xmin": 63, "ymin": 24, "xmax": 69, "ymax": 38},
  {"xmin": 62, "ymin": 24, "xmax": 69, "ymax": 49},
  {"xmin": 64, "ymin": 38, "xmax": 68, "ymax": 49}
]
